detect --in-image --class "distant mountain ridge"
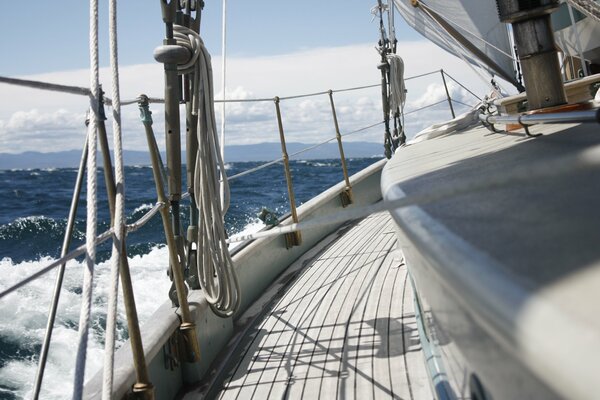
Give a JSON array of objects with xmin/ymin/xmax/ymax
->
[{"xmin": 0, "ymin": 142, "xmax": 384, "ymax": 169}]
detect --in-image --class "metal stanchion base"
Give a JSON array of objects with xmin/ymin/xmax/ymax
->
[
  {"xmin": 285, "ymin": 231, "xmax": 302, "ymax": 249},
  {"xmin": 340, "ymin": 187, "xmax": 354, "ymax": 208},
  {"xmin": 179, "ymin": 322, "xmax": 201, "ymax": 363},
  {"xmin": 132, "ymin": 382, "xmax": 155, "ymax": 400}
]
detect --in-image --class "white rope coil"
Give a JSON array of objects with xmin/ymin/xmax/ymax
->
[
  {"xmin": 73, "ymin": 0, "xmax": 100, "ymax": 398},
  {"xmin": 174, "ymin": 24, "xmax": 240, "ymax": 318},
  {"xmin": 387, "ymin": 54, "xmax": 406, "ymax": 114}
]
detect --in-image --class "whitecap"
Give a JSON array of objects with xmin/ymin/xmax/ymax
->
[
  {"xmin": 0, "ymin": 246, "xmax": 171, "ymax": 399},
  {"xmin": 132, "ymin": 203, "xmax": 154, "ymax": 214}
]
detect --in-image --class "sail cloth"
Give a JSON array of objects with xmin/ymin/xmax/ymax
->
[{"xmin": 394, "ymin": 0, "xmax": 520, "ymax": 88}]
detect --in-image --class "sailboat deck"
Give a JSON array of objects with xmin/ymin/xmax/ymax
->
[{"xmin": 208, "ymin": 213, "xmax": 432, "ymax": 399}]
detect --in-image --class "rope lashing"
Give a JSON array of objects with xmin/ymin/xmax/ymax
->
[{"xmin": 172, "ymin": 24, "xmax": 241, "ymax": 318}]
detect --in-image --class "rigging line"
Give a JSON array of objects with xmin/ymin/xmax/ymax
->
[
  {"xmin": 123, "ymin": 71, "xmax": 441, "ymax": 105},
  {"xmin": 403, "ymin": 99, "xmax": 447, "ymax": 116},
  {"xmin": 404, "ymin": 70, "xmax": 442, "ymax": 81},
  {"xmin": 0, "ymin": 70, "xmax": 448, "ymax": 106},
  {"xmin": 226, "ymin": 157, "xmax": 284, "ymax": 182},
  {"xmin": 73, "ymin": 0, "xmax": 100, "ymax": 397},
  {"xmin": 0, "ymin": 76, "xmax": 91, "ymax": 96},
  {"xmin": 441, "ymin": 71, "xmax": 483, "ymax": 101},
  {"xmin": 226, "ymin": 141, "xmax": 600, "ymax": 244},
  {"xmin": 450, "ymin": 98, "xmax": 477, "ymax": 108},
  {"xmin": 278, "ymin": 90, "xmax": 331, "ymax": 101}
]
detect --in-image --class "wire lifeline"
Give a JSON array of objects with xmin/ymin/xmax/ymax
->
[
  {"xmin": 404, "ymin": 99, "xmax": 447, "ymax": 116},
  {"xmin": 0, "ymin": 69, "xmax": 452, "ymax": 107},
  {"xmin": 225, "ymin": 121, "xmax": 384, "ymax": 182},
  {"xmin": 73, "ymin": 0, "xmax": 100, "ymax": 397}
]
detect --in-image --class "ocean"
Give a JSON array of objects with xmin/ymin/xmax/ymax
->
[{"xmin": 0, "ymin": 157, "xmax": 379, "ymax": 399}]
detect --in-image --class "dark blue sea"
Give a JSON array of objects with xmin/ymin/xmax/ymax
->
[{"xmin": 0, "ymin": 157, "xmax": 379, "ymax": 399}]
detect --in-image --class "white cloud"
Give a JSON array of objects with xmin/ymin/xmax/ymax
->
[{"xmin": 0, "ymin": 41, "xmax": 503, "ymax": 154}]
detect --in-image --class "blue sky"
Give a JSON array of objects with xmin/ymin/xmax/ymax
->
[
  {"xmin": 0, "ymin": 1, "xmax": 488, "ymax": 154},
  {"xmin": 0, "ymin": 0, "xmax": 420, "ymax": 76}
]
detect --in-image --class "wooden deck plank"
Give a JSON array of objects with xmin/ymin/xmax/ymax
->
[
  {"xmin": 216, "ymin": 213, "xmax": 433, "ymax": 399},
  {"xmin": 318, "ymin": 214, "xmax": 393, "ymax": 400},
  {"xmin": 280, "ymin": 214, "xmax": 377, "ymax": 399}
]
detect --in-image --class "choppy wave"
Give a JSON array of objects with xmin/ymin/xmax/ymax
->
[
  {"xmin": 0, "ymin": 246, "xmax": 171, "ymax": 399},
  {"xmin": 0, "ymin": 216, "xmax": 81, "ymax": 243},
  {"xmin": 132, "ymin": 203, "xmax": 155, "ymax": 215}
]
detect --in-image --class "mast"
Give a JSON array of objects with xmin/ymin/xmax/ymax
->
[{"xmin": 496, "ymin": 0, "xmax": 567, "ymax": 110}]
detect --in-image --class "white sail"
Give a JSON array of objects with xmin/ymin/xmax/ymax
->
[{"xmin": 394, "ymin": 0, "xmax": 518, "ymax": 87}]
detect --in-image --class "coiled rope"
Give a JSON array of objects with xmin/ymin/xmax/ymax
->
[
  {"xmin": 387, "ymin": 54, "xmax": 406, "ymax": 114},
  {"xmin": 174, "ymin": 24, "xmax": 240, "ymax": 317},
  {"xmin": 73, "ymin": 0, "xmax": 100, "ymax": 398}
]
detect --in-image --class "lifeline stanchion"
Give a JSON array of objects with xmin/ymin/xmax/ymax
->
[
  {"xmin": 328, "ymin": 90, "xmax": 353, "ymax": 207},
  {"xmin": 139, "ymin": 96, "xmax": 201, "ymax": 363},
  {"xmin": 274, "ymin": 96, "xmax": 302, "ymax": 248}
]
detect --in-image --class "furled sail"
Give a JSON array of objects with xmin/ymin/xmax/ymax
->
[{"xmin": 394, "ymin": 0, "xmax": 520, "ymax": 88}]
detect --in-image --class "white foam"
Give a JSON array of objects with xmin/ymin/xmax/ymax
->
[
  {"xmin": 0, "ymin": 246, "xmax": 171, "ymax": 399},
  {"xmin": 0, "ymin": 214, "xmax": 264, "ymax": 398},
  {"xmin": 132, "ymin": 203, "xmax": 154, "ymax": 214},
  {"xmin": 229, "ymin": 218, "xmax": 265, "ymax": 250}
]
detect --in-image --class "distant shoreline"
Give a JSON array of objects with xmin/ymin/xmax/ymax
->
[{"xmin": 0, "ymin": 141, "xmax": 384, "ymax": 170}]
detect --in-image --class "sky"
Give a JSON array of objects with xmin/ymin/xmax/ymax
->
[{"xmin": 0, "ymin": 0, "xmax": 499, "ymax": 155}]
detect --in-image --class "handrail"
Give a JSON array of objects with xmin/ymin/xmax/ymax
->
[{"xmin": 479, "ymin": 109, "xmax": 600, "ymax": 126}]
